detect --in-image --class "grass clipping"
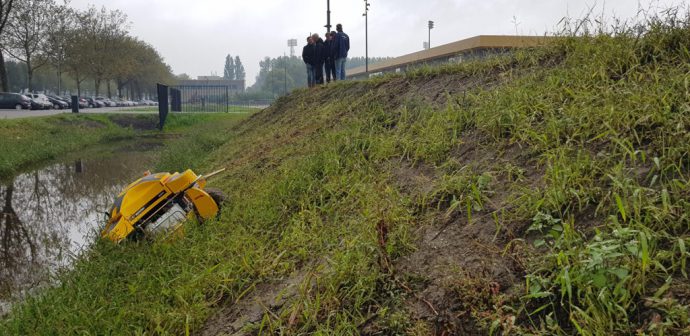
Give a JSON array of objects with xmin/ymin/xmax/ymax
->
[{"xmin": 4, "ymin": 9, "xmax": 690, "ymax": 336}]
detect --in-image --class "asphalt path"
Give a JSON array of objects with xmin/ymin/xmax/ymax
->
[{"xmin": 0, "ymin": 106, "xmax": 157, "ymax": 119}]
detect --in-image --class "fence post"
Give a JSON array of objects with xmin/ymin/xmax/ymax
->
[
  {"xmin": 170, "ymin": 88, "xmax": 181, "ymax": 112},
  {"xmin": 71, "ymin": 96, "xmax": 79, "ymax": 113},
  {"xmin": 157, "ymin": 83, "xmax": 169, "ymax": 130}
]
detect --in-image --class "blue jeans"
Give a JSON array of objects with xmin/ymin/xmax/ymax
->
[
  {"xmin": 335, "ymin": 58, "xmax": 347, "ymax": 80},
  {"xmin": 306, "ymin": 64, "xmax": 314, "ymax": 87}
]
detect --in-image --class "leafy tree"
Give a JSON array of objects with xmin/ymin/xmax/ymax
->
[
  {"xmin": 0, "ymin": 0, "xmax": 15, "ymax": 91},
  {"xmin": 234, "ymin": 55, "xmax": 245, "ymax": 81},
  {"xmin": 78, "ymin": 6, "xmax": 127, "ymax": 97},
  {"xmin": 248, "ymin": 56, "xmax": 307, "ymax": 96},
  {"xmin": 345, "ymin": 56, "xmax": 393, "ymax": 70},
  {"xmin": 44, "ymin": 3, "xmax": 73, "ymax": 94},
  {"xmin": 1, "ymin": 1, "xmax": 171, "ymax": 98},
  {"xmin": 2, "ymin": 0, "xmax": 53, "ymax": 91},
  {"xmin": 64, "ymin": 7, "xmax": 96, "ymax": 97},
  {"xmin": 223, "ymin": 55, "xmax": 235, "ymax": 80}
]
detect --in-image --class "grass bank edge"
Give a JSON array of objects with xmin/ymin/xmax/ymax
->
[{"xmin": 0, "ymin": 113, "xmax": 249, "ymax": 179}]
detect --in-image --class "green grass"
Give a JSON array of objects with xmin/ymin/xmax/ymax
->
[
  {"xmin": 0, "ymin": 113, "xmax": 248, "ymax": 179},
  {"xmin": 3, "ymin": 10, "xmax": 690, "ymax": 335},
  {"xmin": 0, "ymin": 114, "xmax": 134, "ymax": 179},
  {"xmin": 179, "ymin": 105, "xmax": 263, "ymax": 114}
]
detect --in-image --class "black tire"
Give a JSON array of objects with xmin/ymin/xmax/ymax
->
[
  {"xmin": 205, "ymin": 187, "xmax": 227, "ymax": 217},
  {"xmin": 15, "ymin": 104, "xmax": 22, "ymax": 110}
]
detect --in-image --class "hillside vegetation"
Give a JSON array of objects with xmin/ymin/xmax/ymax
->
[{"xmin": 3, "ymin": 12, "xmax": 690, "ymax": 335}]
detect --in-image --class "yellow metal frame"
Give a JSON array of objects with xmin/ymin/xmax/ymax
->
[{"xmin": 102, "ymin": 169, "xmax": 219, "ymax": 243}]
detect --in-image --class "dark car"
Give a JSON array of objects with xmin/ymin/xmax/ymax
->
[
  {"xmin": 0, "ymin": 92, "xmax": 31, "ymax": 109},
  {"xmin": 84, "ymin": 97, "xmax": 104, "ymax": 108},
  {"xmin": 29, "ymin": 98, "xmax": 47, "ymax": 110},
  {"xmin": 47, "ymin": 96, "xmax": 68, "ymax": 109},
  {"xmin": 49, "ymin": 95, "xmax": 71, "ymax": 108}
]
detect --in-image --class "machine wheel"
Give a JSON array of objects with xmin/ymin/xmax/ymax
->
[{"xmin": 205, "ymin": 187, "xmax": 227, "ymax": 217}]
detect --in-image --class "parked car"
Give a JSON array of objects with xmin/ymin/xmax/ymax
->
[
  {"xmin": 84, "ymin": 97, "xmax": 104, "ymax": 108},
  {"xmin": 26, "ymin": 93, "xmax": 53, "ymax": 110},
  {"xmin": 0, "ymin": 92, "xmax": 31, "ymax": 109},
  {"xmin": 29, "ymin": 98, "xmax": 47, "ymax": 110},
  {"xmin": 49, "ymin": 95, "xmax": 71, "ymax": 108},
  {"xmin": 112, "ymin": 98, "xmax": 131, "ymax": 107},
  {"xmin": 78, "ymin": 98, "xmax": 88, "ymax": 109},
  {"xmin": 96, "ymin": 97, "xmax": 117, "ymax": 107},
  {"xmin": 46, "ymin": 96, "xmax": 68, "ymax": 109},
  {"xmin": 139, "ymin": 99, "xmax": 158, "ymax": 106}
]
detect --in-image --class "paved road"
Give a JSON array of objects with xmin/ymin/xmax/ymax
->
[{"xmin": 0, "ymin": 106, "xmax": 156, "ymax": 120}]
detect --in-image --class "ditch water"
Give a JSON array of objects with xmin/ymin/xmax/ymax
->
[{"xmin": 0, "ymin": 141, "xmax": 162, "ymax": 316}]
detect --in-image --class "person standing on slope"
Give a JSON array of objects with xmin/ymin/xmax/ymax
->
[
  {"xmin": 334, "ymin": 23, "xmax": 350, "ymax": 80},
  {"xmin": 302, "ymin": 36, "xmax": 315, "ymax": 87},
  {"xmin": 324, "ymin": 31, "xmax": 338, "ymax": 83},
  {"xmin": 312, "ymin": 33, "xmax": 326, "ymax": 85}
]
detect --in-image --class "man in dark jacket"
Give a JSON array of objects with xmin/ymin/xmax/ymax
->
[
  {"xmin": 312, "ymin": 33, "xmax": 326, "ymax": 85},
  {"xmin": 324, "ymin": 31, "xmax": 337, "ymax": 83},
  {"xmin": 302, "ymin": 36, "xmax": 315, "ymax": 87},
  {"xmin": 334, "ymin": 23, "xmax": 350, "ymax": 80}
]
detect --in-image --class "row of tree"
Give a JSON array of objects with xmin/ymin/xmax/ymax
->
[
  {"xmin": 223, "ymin": 54, "xmax": 245, "ymax": 81},
  {"xmin": 0, "ymin": 0, "xmax": 174, "ymax": 98}
]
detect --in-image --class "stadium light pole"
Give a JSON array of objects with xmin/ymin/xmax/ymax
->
[
  {"xmin": 363, "ymin": 0, "xmax": 370, "ymax": 73},
  {"xmin": 428, "ymin": 20, "xmax": 434, "ymax": 49},
  {"xmin": 287, "ymin": 39, "xmax": 297, "ymax": 57}
]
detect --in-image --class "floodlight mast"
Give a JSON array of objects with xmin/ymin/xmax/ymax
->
[
  {"xmin": 363, "ymin": 0, "xmax": 370, "ymax": 73},
  {"xmin": 428, "ymin": 20, "xmax": 434, "ymax": 49},
  {"xmin": 287, "ymin": 39, "xmax": 298, "ymax": 57}
]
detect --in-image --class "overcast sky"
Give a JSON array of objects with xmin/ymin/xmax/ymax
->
[{"xmin": 69, "ymin": 0, "xmax": 685, "ymax": 86}]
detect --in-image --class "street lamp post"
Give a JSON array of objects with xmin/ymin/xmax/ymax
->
[
  {"xmin": 363, "ymin": 0, "xmax": 370, "ymax": 73},
  {"xmin": 325, "ymin": 0, "xmax": 331, "ymax": 34},
  {"xmin": 428, "ymin": 20, "xmax": 434, "ymax": 49}
]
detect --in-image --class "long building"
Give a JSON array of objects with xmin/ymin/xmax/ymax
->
[
  {"xmin": 178, "ymin": 76, "xmax": 245, "ymax": 93},
  {"xmin": 347, "ymin": 35, "xmax": 554, "ymax": 79}
]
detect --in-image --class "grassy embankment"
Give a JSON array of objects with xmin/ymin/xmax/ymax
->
[{"xmin": 3, "ymin": 12, "xmax": 690, "ymax": 335}]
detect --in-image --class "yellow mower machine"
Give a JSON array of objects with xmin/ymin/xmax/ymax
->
[{"xmin": 102, "ymin": 169, "xmax": 226, "ymax": 243}]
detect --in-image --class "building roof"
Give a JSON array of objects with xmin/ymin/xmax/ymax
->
[
  {"xmin": 178, "ymin": 79, "xmax": 246, "ymax": 87},
  {"xmin": 348, "ymin": 35, "xmax": 555, "ymax": 77}
]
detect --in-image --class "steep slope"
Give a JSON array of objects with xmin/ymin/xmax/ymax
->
[{"xmin": 3, "ymin": 14, "xmax": 690, "ymax": 336}]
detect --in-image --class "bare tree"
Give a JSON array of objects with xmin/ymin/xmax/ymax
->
[
  {"xmin": 0, "ymin": 0, "xmax": 15, "ymax": 91},
  {"xmin": 2, "ymin": 0, "xmax": 53, "ymax": 92}
]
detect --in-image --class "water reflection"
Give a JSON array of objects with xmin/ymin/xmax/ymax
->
[{"xmin": 0, "ymin": 148, "xmax": 157, "ymax": 315}]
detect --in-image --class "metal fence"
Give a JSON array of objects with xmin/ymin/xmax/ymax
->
[
  {"xmin": 158, "ymin": 83, "xmax": 275, "ymax": 128},
  {"xmin": 172, "ymin": 85, "xmax": 229, "ymax": 113},
  {"xmin": 168, "ymin": 85, "xmax": 274, "ymax": 113}
]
